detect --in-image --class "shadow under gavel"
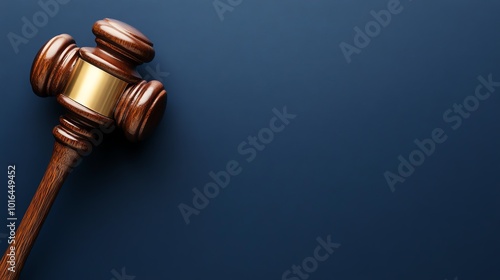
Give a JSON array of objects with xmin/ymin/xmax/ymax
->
[{"xmin": 0, "ymin": 18, "xmax": 167, "ymax": 280}]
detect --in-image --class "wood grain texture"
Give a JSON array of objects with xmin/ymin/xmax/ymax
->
[
  {"xmin": 0, "ymin": 18, "xmax": 167, "ymax": 278},
  {"xmin": 115, "ymin": 80, "xmax": 167, "ymax": 142},
  {"xmin": 0, "ymin": 105, "xmax": 112, "ymax": 279},
  {"xmin": 30, "ymin": 34, "xmax": 79, "ymax": 97},
  {"xmin": 80, "ymin": 18, "xmax": 155, "ymax": 83},
  {"xmin": 0, "ymin": 142, "xmax": 80, "ymax": 280}
]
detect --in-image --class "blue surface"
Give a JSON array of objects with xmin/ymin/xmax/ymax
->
[{"xmin": 1, "ymin": 0, "xmax": 500, "ymax": 279}]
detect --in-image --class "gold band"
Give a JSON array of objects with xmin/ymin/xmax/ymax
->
[{"xmin": 63, "ymin": 59, "xmax": 128, "ymax": 117}]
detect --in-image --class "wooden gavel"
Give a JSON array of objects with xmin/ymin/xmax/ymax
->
[{"xmin": 0, "ymin": 18, "xmax": 167, "ymax": 279}]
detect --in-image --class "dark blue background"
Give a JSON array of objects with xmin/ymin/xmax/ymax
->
[{"xmin": 1, "ymin": 0, "xmax": 499, "ymax": 279}]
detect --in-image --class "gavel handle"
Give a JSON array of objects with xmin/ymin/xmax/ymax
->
[{"xmin": 0, "ymin": 142, "xmax": 79, "ymax": 280}]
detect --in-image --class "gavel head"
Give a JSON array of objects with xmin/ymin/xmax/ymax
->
[{"xmin": 30, "ymin": 18, "xmax": 167, "ymax": 142}]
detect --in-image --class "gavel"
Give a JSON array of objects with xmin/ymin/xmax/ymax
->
[{"xmin": 0, "ymin": 18, "xmax": 167, "ymax": 279}]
